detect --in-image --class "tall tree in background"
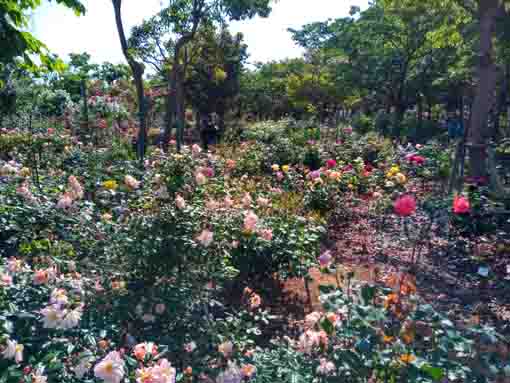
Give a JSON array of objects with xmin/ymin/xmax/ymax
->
[
  {"xmin": 185, "ymin": 24, "xmax": 247, "ymax": 140},
  {"xmin": 156, "ymin": 0, "xmax": 273, "ymax": 151},
  {"xmin": 112, "ymin": 0, "xmax": 147, "ymax": 162}
]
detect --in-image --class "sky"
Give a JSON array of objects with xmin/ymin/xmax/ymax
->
[{"xmin": 32, "ymin": 0, "xmax": 368, "ymax": 66}]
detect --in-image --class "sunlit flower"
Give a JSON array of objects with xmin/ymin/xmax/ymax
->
[
  {"xmin": 124, "ymin": 175, "xmax": 141, "ymax": 190},
  {"xmin": 31, "ymin": 366, "xmax": 47, "ymax": 383},
  {"xmin": 16, "ymin": 183, "xmax": 36, "ymax": 203},
  {"xmin": 33, "ymin": 269, "xmax": 49, "ymax": 285},
  {"xmin": 326, "ymin": 312, "xmax": 339, "ymax": 326},
  {"xmin": 152, "ymin": 358, "xmax": 176, "ymax": 383},
  {"xmin": 226, "ymin": 159, "xmax": 236, "ymax": 170},
  {"xmin": 224, "ymin": 195, "xmax": 234, "ymax": 208},
  {"xmin": 103, "ymin": 180, "xmax": 118, "ymax": 190},
  {"xmin": 62, "ymin": 308, "xmax": 82, "ymax": 329},
  {"xmin": 7, "ymin": 257, "xmax": 23, "ymax": 273},
  {"xmin": 133, "ymin": 343, "xmax": 147, "ymax": 361},
  {"xmin": 309, "ymin": 170, "xmax": 321, "ymax": 180},
  {"xmin": 318, "ymin": 250, "xmax": 333, "ymax": 268},
  {"xmin": 195, "ymin": 172, "xmax": 207, "ymax": 186},
  {"xmin": 68, "ymin": 176, "xmax": 84, "ymax": 199},
  {"xmin": 216, "ymin": 363, "xmax": 242, "ymax": 383},
  {"xmin": 329, "ymin": 171, "xmax": 341, "ymax": 181},
  {"xmin": 242, "ymin": 193, "xmax": 253, "ymax": 208},
  {"xmin": 394, "ymin": 195, "xmax": 416, "ymax": 217},
  {"xmin": 0, "ymin": 273, "xmax": 12, "ymax": 286},
  {"xmin": 196, "ymin": 229, "xmax": 214, "ymax": 247},
  {"xmin": 203, "ymin": 167, "xmax": 215, "ymax": 178},
  {"xmin": 94, "ymin": 351, "xmax": 125, "ymax": 383},
  {"xmin": 271, "ymin": 164, "xmax": 280, "ymax": 172},
  {"xmin": 218, "ymin": 341, "xmax": 233, "ymax": 358},
  {"xmin": 305, "ymin": 312, "xmax": 321, "ymax": 328},
  {"xmin": 249, "ymin": 294, "xmax": 262, "ymax": 309},
  {"xmin": 453, "ymin": 196, "xmax": 470, "ymax": 214},
  {"xmin": 316, "ymin": 358, "xmax": 335, "ymax": 376},
  {"xmin": 241, "ymin": 364, "xmax": 256, "ymax": 379},
  {"xmin": 399, "ymin": 354, "xmax": 416, "ymax": 364},
  {"xmin": 50, "ymin": 288, "xmax": 69, "ymax": 306},
  {"xmin": 192, "ymin": 144, "xmax": 202, "ymax": 155},
  {"xmin": 257, "ymin": 196, "xmax": 270, "ymax": 207},
  {"xmin": 394, "ymin": 173, "xmax": 406, "ymax": 185},
  {"xmin": 2, "ymin": 339, "xmax": 23, "ymax": 363},
  {"xmin": 184, "ymin": 341, "xmax": 196, "ymax": 353},
  {"xmin": 259, "ymin": 228, "xmax": 273, "ymax": 241},
  {"xmin": 56, "ymin": 193, "xmax": 74, "ymax": 209},
  {"xmin": 73, "ymin": 356, "xmax": 93, "ymax": 379},
  {"xmin": 243, "ymin": 211, "xmax": 259, "ymax": 232},
  {"xmin": 136, "ymin": 367, "xmax": 155, "ymax": 383},
  {"xmin": 298, "ymin": 330, "xmax": 320, "ymax": 354},
  {"xmin": 175, "ymin": 195, "xmax": 186, "ymax": 210},
  {"xmin": 41, "ymin": 305, "xmax": 64, "ymax": 329},
  {"xmin": 326, "ymin": 159, "xmax": 337, "ymax": 169}
]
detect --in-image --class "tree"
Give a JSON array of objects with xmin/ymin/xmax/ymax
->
[
  {"xmin": 155, "ymin": 0, "xmax": 272, "ymax": 150},
  {"xmin": 112, "ymin": 0, "xmax": 147, "ymax": 162},
  {"xmin": 184, "ymin": 24, "xmax": 247, "ymax": 144},
  {"xmin": 0, "ymin": 0, "xmax": 85, "ymax": 78}
]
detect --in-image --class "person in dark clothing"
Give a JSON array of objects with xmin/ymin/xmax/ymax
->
[
  {"xmin": 447, "ymin": 111, "xmax": 464, "ymax": 143},
  {"xmin": 200, "ymin": 114, "xmax": 219, "ymax": 151}
]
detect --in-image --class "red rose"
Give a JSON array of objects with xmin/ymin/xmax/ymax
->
[
  {"xmin": 453, "ymin": 196, "xmax": 470, "ymax": 214},
  {"xmin": 326, "ymin": 159, "xmax": 337, "ymax": 169},
  {"xmin": 394, "ymin": 195, "xmax": 417, "ymax": 216}
]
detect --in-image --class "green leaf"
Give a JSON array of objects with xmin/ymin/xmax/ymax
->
[{"xmin": 421, "ymin": 364, "xmax": 444, "ymax": 381}]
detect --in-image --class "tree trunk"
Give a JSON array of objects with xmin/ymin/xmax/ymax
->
[
  {"xmin": 494, "ymin": 63, "xmax": 509, "ymax": 141},
  {"xmin": 469, "ymin": 0, "xmax": 504, "ymax": 177},
  {"xmin": 80, "ymin": 79, "xmax": 88, "ymax": 132},
  {"xmin": 164, "ymin": 68, "xmax": 176, "ymax": 147},
  {"xmin": 112, "ymin": 0, "xmax": 146, "ymax": 162}
]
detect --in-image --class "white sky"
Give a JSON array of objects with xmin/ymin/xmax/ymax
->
[{"xmin": 32, "ymin": 0, "xmax": 368, "ymax": 65}]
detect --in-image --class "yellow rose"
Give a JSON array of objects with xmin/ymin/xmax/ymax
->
[
  {"xmin": 395, "ymin": 173, "xmax": 407, "ymax": 184},
  {"xmin": 20, "ymin": 167, "xmax": 31, "ymax": 177},
  {"xmin": 282, "ymin": 165, "xmax": 290, "ymax": 173},
  {"xmin": 103, "ymin": 180, "xmax": 118, "ymax": 190}
]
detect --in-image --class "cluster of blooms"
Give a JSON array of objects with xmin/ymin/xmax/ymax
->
[
  {"xmin": 40, "ymin": 286, "xmax": 83, "ymax": 330},
  {"xmin": 16, "ymin": 182, "xmax": 37, "ymax": 204},
  {"xmin": 88, "ymin": 96, "xmax": 127, "ymax": 119},
  {"xmin": 394, "ymin": 194, "xmax": 471, "ymax": 217},
  {"xmin": 216, "ymin": 341, "xmax": 257, "ymax": 382},
  {"xmin": 125, "ymin": 175, "xmax": 141, "ymax": 190},
  {"xmin": 56, "ymin": 175, "xmax": 84, "ymax": 209},
  {"xmin": 318, "ymin": 250, "xmax": 333, "ymax": 268},
  {"xmin": 195, "ymin": 166, "xmax": 215, "ymax": 185},
  {"xmin": 405, "ymin": 153, "xmax": 426, "ymax": 166},
  {"xmin": 297, "ymin": 329, "xmax": 329, "ymax": 354},
  {"xmin": 134, "ymin": 300, "xmax": 167, "ymax": 323},
  {"xmin": 243, "ymin": 211, "xmax": 273, "ymax": 241},
  {"xmin": 1, "ymin": 339, "xmax": 24, "ymax": 364},
  {"xmin": 0, "ymin": 161, "xmax": 28, "ymax": 177},
  {"xmin": 271, "ymin": 164, "xmax": 290, "ymax": 181},
  {"xmin": 386, "ymin": 165, "xmax": 407, "ymax": 187},
  {"xmin": 243, "ymin": 287, "xmax": 262, "ymax": 310}
]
